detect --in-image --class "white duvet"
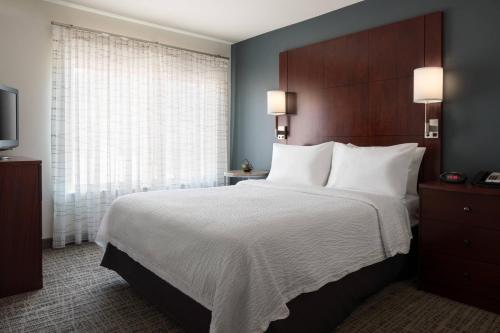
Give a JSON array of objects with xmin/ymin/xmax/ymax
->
[{"xmin": 96, "ymin": 180, "xmax": 412, "ymax": 333}]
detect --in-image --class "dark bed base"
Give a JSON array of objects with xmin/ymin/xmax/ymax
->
[{"xmin": 101, "ymin": 227, "xmax": 417, "ymax": 333}]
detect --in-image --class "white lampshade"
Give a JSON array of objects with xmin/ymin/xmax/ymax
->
[
  {"xmin": 267, "ymin": 90, "xmax": 286, "ymax": 115},
  {"xmin": 413, "ymin": 67, "xmax": 443, "ymax": 104}
]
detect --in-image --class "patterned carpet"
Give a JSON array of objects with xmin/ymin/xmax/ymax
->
[{"xmin": 0, "ymin": 243, "xmax": 499, "ymax": 333}]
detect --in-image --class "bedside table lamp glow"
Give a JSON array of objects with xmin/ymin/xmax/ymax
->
[
  {"xmin": 413, "ymin": 67, "xmax": 443, "ymax": 138},
  {"xmin": 267, "ymin": 90, "xmax": 287, "ymax": 139}
]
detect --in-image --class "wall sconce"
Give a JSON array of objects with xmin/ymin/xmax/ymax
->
[
  {"xmin": 413, "ymin": 67, "xmax": 443, "ymax": 139},
  {"xmin": 267, "ymin": 90, "xmax": 288, "ymax": 140}
]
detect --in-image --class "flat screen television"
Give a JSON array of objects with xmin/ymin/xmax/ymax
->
[{"xmin": 0, "ymin": 84, "xmax": 18, "ymax": 152}]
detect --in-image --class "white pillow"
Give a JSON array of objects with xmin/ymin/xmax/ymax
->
[
  {"xmin": 326, "ymin": 143, "xmax": 417, "ymax": 198},
  {"xmin": 267, "ymin": 142, "xmax": 334, "ymax": 186},
  {"xmin": 407, "ymin": 147, "xmax": 426, "ymax": 195},
  {"xmin": 345, "ymin": 143, "xmax": 426, "ymax": 195}
]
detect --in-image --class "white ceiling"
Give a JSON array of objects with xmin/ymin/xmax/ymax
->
[{"xmin": 49, "ymin": 0, "xmax": 363, "ymax": 44}]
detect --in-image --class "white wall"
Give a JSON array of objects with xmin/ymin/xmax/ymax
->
[{"xmin": 0, "ymin": 0, "xmax": 230, "ymax": 239}]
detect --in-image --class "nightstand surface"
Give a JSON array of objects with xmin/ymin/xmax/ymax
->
[
  {"xmin": 420, "ymin": 180, "xmax": 500, "ymax": 196},
  {"xmin": 223, "ymin": 170, "xmax": 269, "ymax": 186},
  {"xmin": 224, "ymin": 170, "xmax": 269, "ymax": 178},
  {"xmin": 419, "ymin": 181, "xmax": 500, "ymax": 314}
]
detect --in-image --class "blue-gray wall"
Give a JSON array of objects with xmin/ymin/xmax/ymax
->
[{"xmin": 231, "ymin": 0, "xmax": 500, "ymax": 177}]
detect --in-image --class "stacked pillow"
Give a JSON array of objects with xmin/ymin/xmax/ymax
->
[
  {"xmin": 267, "ymin": 142, "xmax": 334, "ymax": 187},
  {"xmin": 325, "ymin": 143, "xmax": 419, "ymax": 199},
  {"xmin": 341, "ymin": 143, "xmax": 426, "ymax": 196},
  {"xmin": 267, "ymin": 141, "xmax": 425, "ymax": 198}
]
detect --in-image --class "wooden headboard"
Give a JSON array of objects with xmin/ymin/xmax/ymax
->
[{"xmin": 278, "ymin": 12, "xmax": 442, "ymax": 181}]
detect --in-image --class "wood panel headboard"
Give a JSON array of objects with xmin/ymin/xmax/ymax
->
[{"xmin": 278, "ymin": 12, "xmax": 442, "ymax": 181}]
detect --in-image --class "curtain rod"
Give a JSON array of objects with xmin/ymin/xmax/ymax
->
[{"xmin": 51, "ymin": 21, "xmax": 230, "ymax": 60}]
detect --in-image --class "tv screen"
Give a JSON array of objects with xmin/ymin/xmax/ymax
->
[{"xmin": 0, "ymin": 84, "xmax": 18, "ymax": 151}]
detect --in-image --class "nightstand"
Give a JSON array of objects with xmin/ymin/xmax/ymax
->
[
  {"xmin": 223, "ymin": 170, "xmax": 269, "ymax": 185},
  {"xmin": 419, "ymin": 181, "xmax": 500, "ymax": 314}
]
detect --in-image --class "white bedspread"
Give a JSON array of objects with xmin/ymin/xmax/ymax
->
[{"xmin": 96, "ymin": 180, "xmax": 412, "ymax": 333}]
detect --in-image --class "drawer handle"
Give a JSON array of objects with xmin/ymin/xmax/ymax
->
[
  {"xmin": 463, "ymin": 206, "xmax": 471, "ymax": 212},
  {"xmin": 463, "ymin": 239, "xmax": 472, "ymax": 247}
]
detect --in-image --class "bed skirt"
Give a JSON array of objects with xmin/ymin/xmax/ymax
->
[{"xmin": 101, "ymin": 227, "xmax": 417, "ymax": 333}]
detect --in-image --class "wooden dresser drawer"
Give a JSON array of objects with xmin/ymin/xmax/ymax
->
[
  {"xmin": 420, "ymin": 253, "xmax": 500, "ymax": 302},
  {"xmin": 420, "ymin": 220, "xmax": 500, "ymax": 266},
  {"xmin": 419, "ymin": 181, "xmax": 500, "ymax": 314},
  {"xmin": 421, "ymin": 189, "xmax": 500, "ymax": 229}
]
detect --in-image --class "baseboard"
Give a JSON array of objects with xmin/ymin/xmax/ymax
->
[{"xmin": 42, "ymin": 238, "xmax": 52, "ymax": 249}]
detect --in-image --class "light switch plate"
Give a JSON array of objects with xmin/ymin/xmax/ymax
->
[
  {"xmin": 276, "ymin": 125, "xmax": 288, "ymax": 140},
  {"xmin": 425, "ymin": 118, "xmax": 439, "ymax": 138}
]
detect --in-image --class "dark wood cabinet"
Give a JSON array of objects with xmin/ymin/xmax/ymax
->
[
  {"xmin": 0, "ymin": 157, "xmax": 42, "ymax": 297},
  {"xmin": 419, "ymin": 181, "xmax": 500, "ymax": 313}
]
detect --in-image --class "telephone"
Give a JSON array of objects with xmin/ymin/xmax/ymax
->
[{"xmin": 472, "ymin": 171, "xmax": 500, "ymax": 188}]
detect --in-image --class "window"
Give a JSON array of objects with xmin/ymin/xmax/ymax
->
[{"xmin": 51, "ymin": 25, "xmax": 229, "ymax": 247}]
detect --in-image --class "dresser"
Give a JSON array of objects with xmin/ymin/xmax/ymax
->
[
  {"xmin": 0, "ymin": 157, "xmax": 42, "ymax": 297},
  {"xmin": 419, "ymin": 181, "xmax": 500, "ymax": 313}
]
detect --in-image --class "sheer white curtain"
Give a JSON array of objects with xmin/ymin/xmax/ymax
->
[{"xmin": 51, "ymin": 25, "xmax": 229, "ymax": 248}]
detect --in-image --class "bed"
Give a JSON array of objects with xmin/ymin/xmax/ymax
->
[{"xmin": 97, "ymin": 180, "xmax": 416, "ymax": 333}]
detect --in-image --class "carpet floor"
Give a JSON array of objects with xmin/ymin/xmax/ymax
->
[{"xmin": 0, "ymin": 243, "xmax": 499, "ymax": 333}]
